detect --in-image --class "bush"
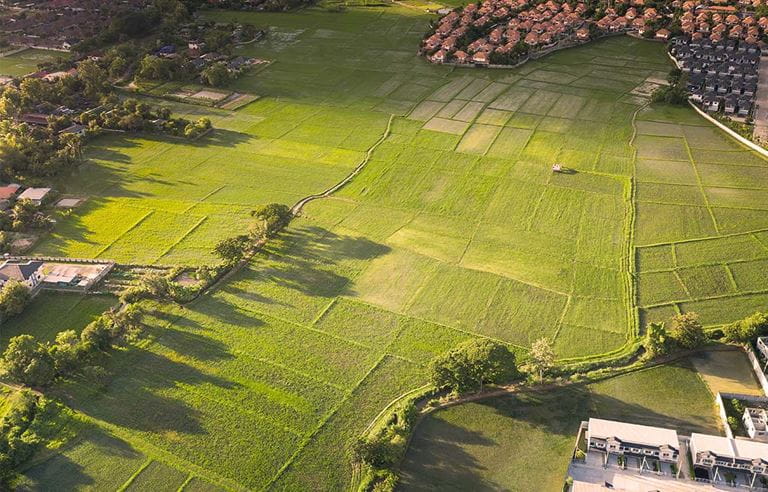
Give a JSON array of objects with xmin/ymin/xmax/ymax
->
[
  {"xmin": 429, "ymin": 339, "xmax": 517, "ymax": 393},
  {"xmin": 2, "ymin": 335, "xmax": 55, "ymax": 387},
  {"xmin": 724, "ymin": 312, "xmax": 768, "ymax": 343},
  {"xmin": 668, "ymin": 312, "xmax": 705, "ymax": 349},
  {"xmin": 0, "ymin": 281, "xmax": 31, "ymax": 319}
]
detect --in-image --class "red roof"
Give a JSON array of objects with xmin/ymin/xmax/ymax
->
[{"xmin": 0, "ymin": 184, "xmax": 20, "ymax": 200}]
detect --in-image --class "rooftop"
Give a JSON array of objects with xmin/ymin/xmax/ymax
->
[{"xmin": 588, "ymin": 418, "xmax": 680, "ymax": 449}]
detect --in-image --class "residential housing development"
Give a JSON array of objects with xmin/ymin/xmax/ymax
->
[
  {"xmin": 586, "ymin": 418, "xmax": 681, "ymax": 468},
  {"xmin": 690, "ymin": 433, "xmax": 768, "ymax": 488}
]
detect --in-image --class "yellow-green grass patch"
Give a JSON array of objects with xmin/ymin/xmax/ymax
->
[
  {"xmin": 423, "ymin": 117, "xmax": 470, "ymax": 135},
  {"xmin": 691, "ymin": 349, "xmax": 764, "ymax": 396},
  {"xmin": 455, "ymin": 124, "xmax": 501, "ymax": 155},
  {"xmin": 637, "ymin": 271, "xmax": 689, "ymax": 306},
  {"xmin": 634, "ymin": 202, "xmax": 717, "ymax": 245},
  {"xmin": 635, "ymin": 158, "xmax": 699, "ymax": 184}
]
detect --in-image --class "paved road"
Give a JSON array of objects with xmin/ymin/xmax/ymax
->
[
  {"xmin": 753, "ymin": 54, "xmax": 768, "ymax": 143},
  {"xmin": 569, "ymin": 463, "xmax": 740, "ymax": 491}
]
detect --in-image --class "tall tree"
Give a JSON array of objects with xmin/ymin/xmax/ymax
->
[
  {"xmin": 669, "ymin": 312, "xmax": 705, "ymax": 349},
  {"xmin": 429, "ymin": 339, "xmax": 517, "ymax": 393},
  {"xmin": 529, "ymin": 337, "xmax": 555, "ymax": 381},
  {"xmin": 645, "ymin": 322, "xmax": 670, "ymax": 358},
  {"xmin": 2, "ymin": 335, "xmax": 55, "ymax": 386}
]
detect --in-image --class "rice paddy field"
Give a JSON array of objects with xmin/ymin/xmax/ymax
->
[
  {"xmin": 11, "ymin": 2, "xmax": 768, "ymax": 490},
  {"xmin": 398, "ymin": 362, "xmax": 721, "ymax": 491},
  {"xmin": 0, "ymin": 48, "xmax": 62, "ymax": 77}
]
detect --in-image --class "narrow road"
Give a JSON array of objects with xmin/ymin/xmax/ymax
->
[{"xmin": 752, "ymin": 54, "xmax": 768, "ymax": 143}]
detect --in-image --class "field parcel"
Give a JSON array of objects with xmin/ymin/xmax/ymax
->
[{"xmin": 8, "ymin": 5, "xmax": 768, "ymax": 491}]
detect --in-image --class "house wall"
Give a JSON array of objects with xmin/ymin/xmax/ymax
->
[{"xmin": 744, "ymin": 344, "xmax": 768, "ymax": 396}]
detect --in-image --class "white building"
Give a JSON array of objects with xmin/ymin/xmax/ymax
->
[
  {"xmin": 586, "ymin": 418, "xmax": 681, "ymax": 467},
  {"xmin": 690, "ymin": 433, "xmax": 768, "ymax": 488},
  {"xmin": 17, "ymin": 187, "xmax": 52, "ymax": 206},
  {"xmin": 743, "ymin": 407, "xmax": 768, "ymax": 442}
]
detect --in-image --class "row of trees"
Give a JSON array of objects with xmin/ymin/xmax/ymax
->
[
  {"xmin": 83, "ymin": 97, "xmax": 212, "ymax": 139},
  {"xmin": 213, "ymin": 203, "xmax": 293, "ymax": 266},
  {"xmin": 644, "ymin": 312, "xmax": 706, "ymax": 358},
  {"xmin": 645, "ymin": 310, "xmax": 768, "ymax": 359},
  {"xmin": 2, "ymin": 305, "xmax": 143, "ymax": 387}
]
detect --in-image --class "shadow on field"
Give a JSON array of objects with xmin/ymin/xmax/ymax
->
[
  {"xmin": 223, "ymin": 224, "xmax": 391, "ymax": 301},
  {"xmin": 54, "ymin": 346, "xmax": 237, "ymax": 435},
  {"xmin": 20, "ymin": 425, "xmax": 144, "ymax": 490}
]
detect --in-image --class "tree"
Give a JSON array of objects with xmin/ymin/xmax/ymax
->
[
  {"xmin": 250, "ymin": 203, "xmax": 292, "ymax": 239},
  {"xmin": 644, "ymin": 322, "xmax": 670, "ymax": 358},
  {"xmin": 529, "ymin": 337, "xmax": 555, "ymax": 381},
  {"xmin": 669, "ymin": 312, "xmax": 705, "ymax": 349},
  {"xmin": 213, "ymin": 235, "xmax": 251, "ymax": 265},
  {"xmin": 0, "ymin": 281, "xmax": 31, "ymax": 319},
  {"xmin": 200, "ymin": 62, "xmax": 230, "ymax": 87},
  {"xmin": 351, "ymin": 436, "xmax": 399, "ymax": 468},
  {"xmin": 10, "ymin": 199, "xmax": 38, "ymax": 231},
  {"xmin": 428, "ymin": 339, "xmax": 517, "ymax": 393},
  {"xmin": 77, "ymin": 59, "xmax": 110, "ymax": 100},
  {"xmin": 48, "ymin": 330, "xmax": 82, "ymax": 375},
  {"xmin": 80, "ymin": 317, "xmax": 112, "ymax": 351},
  {"xmin": 2, "ymin": 335, "xmax": 55, "ymax": 386},
  {"xmin": 724, "ymin": 312, "xmax": 768, "ymax": 343}
]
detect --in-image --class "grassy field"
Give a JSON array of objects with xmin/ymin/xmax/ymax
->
[
  {"xmin": 12, "ymin": 3, "xmax": 768, "ymax": 490},
  {"xmin": 398, "ymin": 362, "xmax": 720, "ymax": 491},
  {"xmin": 0, "ymin": 48, "xmax": 62, "ymax": 77},
  {"xmin": 0, "ymin": 292, "xmax": 115, "ymax": 345}
]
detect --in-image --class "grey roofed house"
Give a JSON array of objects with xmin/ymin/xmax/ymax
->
[
  {"xmin": 17, "ymin": 187, "xmax": 51, "ymax": 205},
  {"xmin": 703, "ymin": 92, "xmax": 720, "ymax": 112},
  {"xmin": 586, "ymin": 418, "xmax": 681, "ymax": 464},
  {"xmin": 0, "ymin": 260, "xmax": 44, "ymax": 291},
  {"xmin": 738, "ymin": 97, "xmax": 753, "ymax": 116},
  {"xmin": 724, "ymin": 94, "xmax": 737, "ymax": 113},
  {"xmin": 758, "ymin": 337, "xmax": 768, "ymax": 361},
  {"xmin": 60, "ymin": 123, "xmax": 86, "ymax": 135},
  {"xmin": 689, "ymin": 433, "xmax": 768, "ymax": 486}
]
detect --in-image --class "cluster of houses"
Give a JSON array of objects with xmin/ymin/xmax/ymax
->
[
  {"xmin": 0, "ymin": 183, "xmax": 53, "ymax": 210},
  {"xmin": 0, "ymin": 0, "xmax": 148, "ymax": 51},
  {"xmin": 670, "ymin": 36, "xmax": 760, "ymax": 117},
  {"xmin": 668, "ymin": 8, "xmax": 766, "ymax": 118},
  {"xmin": 582, "ymin": 417, "xmax": 768, "ymax": 488},
  {"xmin": 151, "ymin": 23, "xmax": 266, "ymax": 78},
  {"xmin": 421, "ymin": 0, "xmax": 592, "ymax": 66},
  {"xmin": 594, "ymin": 5, "xmax": 669, "ymax": 39}
]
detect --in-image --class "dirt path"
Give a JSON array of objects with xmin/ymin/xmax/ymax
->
[{"xmin": 290, "ymin": 114, "xmax": 394, "ymax": 215}]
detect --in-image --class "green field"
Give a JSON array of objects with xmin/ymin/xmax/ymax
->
[
  {"xmin": 10, "ymin": 3, "xmax": 768, "ymax": 490},
  {"xmin": 0, "ymin": 48, "xmax": 62, "ymax": 77},
  {"xmin": 398, "ymin": 362, "xmax": 720, "ymax": 491},
  {"xmin": 0, "ymin": 292, "xmax": 115, "ymax": 345}
]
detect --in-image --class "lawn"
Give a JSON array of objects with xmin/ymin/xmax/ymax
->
[
  {"xmin": 0, "ymin": 292, "xmax": 116, "ymax": 346},
  {"xmin": 0, "ymin": 48, "xmax": 62, "ymax": 77},
  {"xmin": 13, "ymin": 3, "xmax": 768, "ymax": 490},
  {"xmin": 398, "ymin": 362, "xmax": 720, "ymax": 491}
]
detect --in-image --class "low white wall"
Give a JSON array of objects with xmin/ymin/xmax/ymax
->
[
  {"xmin": 687, "ymin": 102, "xmax": 768, "ymax": 158},
  {"xmin": 714, "ymin": 392, "xmax": 735, "ymax": 439},
  {"xmin": 745, "ymin": 344, "xmax": 768, "ymax": 396}
]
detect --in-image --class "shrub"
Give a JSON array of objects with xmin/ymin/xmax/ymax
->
[
  {"xmin": 2, "ymin": 335, "xmax": 55, "ymax": 387},
  {"xmin": 724, "ymin": 312, "xmax": 768, "ymax": 343},
  {"xmin": 668, "ymin": 312, "xmax": 705, "ymax": 349},
  {"xmin": 428, "ymin": 339, "xmax": 517, "ymax": 393},
  {"xmin": 0, "ymin": 281, "xmax": 31, "ymax": 319}
]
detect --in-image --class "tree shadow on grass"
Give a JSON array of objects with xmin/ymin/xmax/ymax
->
[
  {"xmin": 51, "ymin": 345, "xmax": 238, "ymax": 435},
  {"xmin": 232, "ymin": 225, "xmax": 391, "ymax": 299},
  {"xmin": 19, "ymin": 426, "xmax": 144, "ymax": 491}
]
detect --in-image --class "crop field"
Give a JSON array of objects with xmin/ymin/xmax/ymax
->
[
  {"xmin": 634, "ymin": 105, "xmax": 768, "ymax": 328},
  {"xmin": 14, "ymin": 3, "xmax": 768, "ymax": 490},
  {"xmin": 398, "ymin": 362, "xmax": 720, "ymax": 491},
  {"xmin": 0, "ymin": 48, "xmax": 62, "ymax": 77}
]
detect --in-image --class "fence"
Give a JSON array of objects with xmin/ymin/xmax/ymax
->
[
  {"xmin": 7, "ymin": 255, "xmax": 115, "ymax": 265},
  {"xmin": 744, "ymin": 344, "xmax": 768, "ymax": 396}
]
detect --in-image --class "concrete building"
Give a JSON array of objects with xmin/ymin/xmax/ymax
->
[
  {"xmin": 744, "ymin": 407, "xmax": 768, "ymax": 442},
  {"xmin": 690, "ymin": 433, "xmax": 768, "ymax": 488},
  {"xmin": 586, "ymin": 418, "xmax": 681, "ymax": 469}
]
